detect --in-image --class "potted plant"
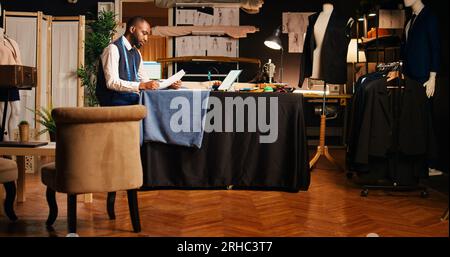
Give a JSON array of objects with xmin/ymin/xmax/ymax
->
[
  {"xmin": 18, "ymin": 120, "xmax": 30, "ymax": 142},
  {"xmin": 77, "ymin": 10, "xmax": 117, "ymax": 107},
  {"xmin": 28, "ymin": 106, "xmax": 56, "ymax": 142}
]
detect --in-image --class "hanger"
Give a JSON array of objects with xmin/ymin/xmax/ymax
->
[{"xmin": 387, "ymin": 71, "xmax": 399, "ymax": 82}]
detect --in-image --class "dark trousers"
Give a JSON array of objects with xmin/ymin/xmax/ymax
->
[{"xmin": 98, "ymin": 92, "xmax": 140, "ymax": 106}]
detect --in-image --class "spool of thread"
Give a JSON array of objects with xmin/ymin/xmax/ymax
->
[{"xmin": 264, "ymin": 86, "xmax": 274, "ymax": 92}]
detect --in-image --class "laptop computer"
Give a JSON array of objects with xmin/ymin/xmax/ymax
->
[{"xmin": 218, "ymin": 70, "xmax": 242, "ymax": 91}]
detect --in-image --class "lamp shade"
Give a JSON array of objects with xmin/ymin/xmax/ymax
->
[
  {"xmin": 347, "ymin": 39, "xmax": 367, "ymax": 63},
  {"xmin": 264, "ymin": 27, "xmax": 283, "ymax": 50}
]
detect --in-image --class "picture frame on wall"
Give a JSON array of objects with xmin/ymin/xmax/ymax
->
[{"xmin": 98, "ymin": 2, "xmax": 114, "ymax": 15}]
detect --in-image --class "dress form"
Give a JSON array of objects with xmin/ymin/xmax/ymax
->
[
  {"xmin": 311, "ymin": 3, "xmax": 334, "ymax": 80},
  {"xmin": 0, "ymin": 27, "xmax": 23, "ymax": 141},
  {"xmin": 404, "ymin": 0, "xmax": 436, "ymax": 98}
]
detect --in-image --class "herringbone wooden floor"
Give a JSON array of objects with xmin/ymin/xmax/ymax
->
[{"xmin": 0, "ymin": 150, "xmax": 448, "ymax": 237}]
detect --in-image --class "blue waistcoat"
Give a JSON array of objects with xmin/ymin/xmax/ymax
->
[{"xmin": 96, "ymin": 37, "xmax": 141, "ymax": 106}]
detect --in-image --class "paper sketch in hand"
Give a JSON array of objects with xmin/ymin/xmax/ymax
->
[
  {"xmin": 379, "ymin": 9, "xmax": 405, "ymax": 29},
  {"xmin": 282, "ymin": 12, "xmax": 313, "ymax": 53},
  {"xmin": 159, "ymin": 69, "xmax": 185, "ymax": 89},
  {"xmin": 213, "ymin": 7, "xmax": 239, "ymax": 26}
]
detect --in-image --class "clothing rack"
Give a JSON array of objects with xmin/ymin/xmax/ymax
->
[{"xmin": 359, "ymin": 61, "xmax": 428, "ymax": 197}]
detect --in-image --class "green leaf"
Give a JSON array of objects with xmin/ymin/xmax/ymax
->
[{"xmin": 78, "ymin": 10, "xmax": 116, "ymax": 107}]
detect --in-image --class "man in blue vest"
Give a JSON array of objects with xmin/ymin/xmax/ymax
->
[
  {"xmin": 97, "ymin": 16, "xmax": 181, "ymax": 218},
  {"xmin": 96, "ymin": 16, "xmax": 181, "ymax": 106}
]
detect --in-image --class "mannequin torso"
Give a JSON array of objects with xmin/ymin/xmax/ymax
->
[
  {"xmin": 405, "ymin": 0, "xmax": 424, "ymax": 41},
  {"xmin": 0, "ymin": 26, "xmax": 23, "ymax": 141},
  {"xmin": 311, "ymin": 3, "xmax": 334, "ymax": 79},
  {"xmin": 403, "ymin": 0, "xmax": 438, "ymax": 98},
  {"xmin": 300, "ymin": 3, "xmax": 353, "ymax": 86},
  {"xmin": 0, "ymin": 27, "xmax": 22, "ymax": 65}
]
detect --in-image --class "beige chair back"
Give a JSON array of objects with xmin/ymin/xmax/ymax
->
[{"xmin": 51, "ymin": 106, "xmax": 147, "ymax": 194}]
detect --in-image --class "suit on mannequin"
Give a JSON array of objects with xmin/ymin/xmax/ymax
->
[
  {"xmin": 398, "ymin": 0, "xmax": 440, "ymax": 177},
  {"xmin": 300, "ymin": 3, "xmax": 353, "ymax": 86},
  {"xmin": 402, "ymin": 0, "xmax": 440, "ymax": 98},
  {"xmin": 0, "ymin": 27, "xmax": 23, "ymax": 141}
]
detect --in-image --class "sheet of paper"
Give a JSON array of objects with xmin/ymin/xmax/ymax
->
[
  {"xmin": 218, "ymin": 70, "xmax": 242, "ymax": 91},
  {"xmin": 159, "ymin": 69, "xmax": 186, "ymax": 89}
]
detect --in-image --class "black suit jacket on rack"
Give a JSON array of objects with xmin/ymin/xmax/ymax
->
[
  {"xmin": 354, "ymin": 77, "xmax": 393, "ymax": 165},
  {"xmin": 401, "ymin": 6, "xmax": 440, "ymax": 84},
  {"xmin": 351, "ymin": 75, "xmax": 438, "ymax": 166},
  {"xmin": 299, "ymin": 10, "xmax": 351, "ymax": 86}
]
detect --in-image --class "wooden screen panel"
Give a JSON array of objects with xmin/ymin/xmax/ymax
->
[{"xmin": 139, "ymin": 35, "xmax": 167, "ymax": 62}]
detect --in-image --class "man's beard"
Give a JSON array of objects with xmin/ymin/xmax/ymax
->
[{"xmin": 131, "ymin": 34, "xmax": 141, "ymax": 49}]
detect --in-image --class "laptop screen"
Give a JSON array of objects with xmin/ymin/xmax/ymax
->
[{"xmin": 218, "ymin": 70, "xmax": 242, "ymax": 91}]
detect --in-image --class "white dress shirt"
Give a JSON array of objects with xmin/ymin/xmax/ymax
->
[{"xmin": 100, "ymin": 36, "xmax": 150, "ymax": 93}]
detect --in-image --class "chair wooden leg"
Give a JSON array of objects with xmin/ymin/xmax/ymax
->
[
  {"xmin": 127, "ymin": 189, "xmax": 141, "ymax": 233},
  {"xmin": 45, "ymin": 187, "xmax": 58, "ymax": 226},
  {"xmin": 441, "ymin": 208, "xmax": 449, "ymax": 221},
  {"xmin": 67, "ymin": 194, "xmax": 77, "ymax": 234},
  {"xmin": 107, "ymin": 192, "xmax": 116, "ymax": 220},
  {"xmin": 3, "ymin": 182, "xmax": 18, "ymax": 221}
]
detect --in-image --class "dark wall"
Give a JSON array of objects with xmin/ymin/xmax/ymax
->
[
  {"xmin": 0, "ymin": 0, "xmax": 114, "ymax": 23},
  {"xmin": 239, "ymin": 0, "xmax": 448, "ymax": 172},
  {"xmin": 239, "ymin": 0, "xmax": 363, "ymax": 85},
  {"xmin": 239, "ymin": 0, "xmax": 448, "ymax": 85}
]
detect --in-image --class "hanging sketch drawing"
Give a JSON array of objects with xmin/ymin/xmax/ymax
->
[
  {"xmin": 214, "ymin": 7, "xmax": 239, "ymax": 26},
  {"xmin": 175, "ymin": 36, "xmax": 209, "ymax": 56},
  {"xmin": 177, "ymin": 9, "xmax": 196, "ymax": 25},
  {"xmin": 207, "ymin": 37, "xmax": 237, "ymax": 57},
  {"xmin": 282, "ymin": 12, "xmax": 313, "ymax": 53},
  {"xmin": 378, "ymin": 9, "xmax": 405, "ymax": 29},
  {"xmin": 194, "ymin": 10, "xmax": 214, "ymax": 26}
]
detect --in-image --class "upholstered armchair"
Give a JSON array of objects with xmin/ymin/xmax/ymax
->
[
  {"xmin": 41, "ymin": 105, "xmax": 147, "ymax": 234},
  {"xmin": 0, "ymin": 157, "xmax": 18, "ymax": 221}
]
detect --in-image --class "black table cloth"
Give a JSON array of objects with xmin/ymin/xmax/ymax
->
[{"xmin": 140, "ymin": 92, "xmax": 310, "ymax": 192}]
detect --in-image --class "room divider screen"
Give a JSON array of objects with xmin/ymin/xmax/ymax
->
[{"xmin": 3, "ymin": 11, "xmax": 85, "ymax": 140}]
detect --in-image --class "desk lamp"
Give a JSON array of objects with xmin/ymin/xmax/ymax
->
[{"xmin": 264, "ymin": 26, "xmax": 284, "ymax": 83}]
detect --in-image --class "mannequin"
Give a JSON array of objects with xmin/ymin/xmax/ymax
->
[
  {"xmin": 300, "ymin": 2, "xmax": 353, "ymax": 86},
  {"xmin": 0, "ymin": 27, "xmax": 23, "ymax": 141},
  {"xmin": 402, "ymin": 0, "xmax": 439, "ymax": 98},
  {"xmin": 311, "ymin": 3, "xmax": 334, "ymax": 79},
  {"xmin": 303, "ymin": 2, "xmax": 353, "ymax": 172},
  {"xmin": 400, "ymin": 0, "xmax": 440, "ymax": 178}
]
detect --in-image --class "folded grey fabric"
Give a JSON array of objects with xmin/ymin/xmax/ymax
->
[{"xmin": 140, "ymin": 90, "xmax": 210, "ymax": 148}]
